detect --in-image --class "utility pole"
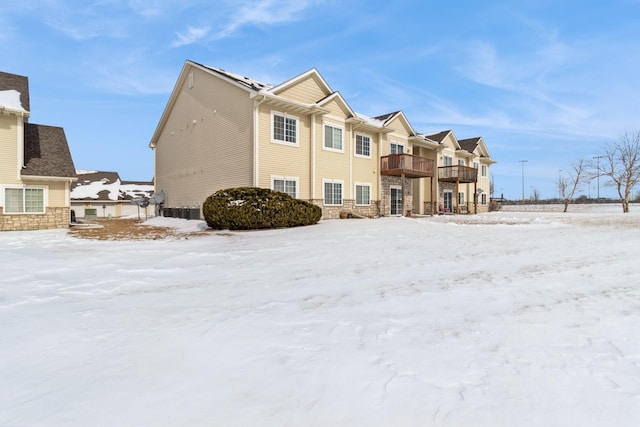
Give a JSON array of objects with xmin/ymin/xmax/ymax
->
[
  {"xmin": 519, "ymin": 160, "xmax": 528, "ymax": 204},
  {"xmin": 593, "ymin": 155, "xmax": 605, "ymax": 202}
]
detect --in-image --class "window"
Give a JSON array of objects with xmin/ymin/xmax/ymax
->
[
  {"xmin": 459, "ymin": 192, "xmax": 465, "ymax": 205},
  {"xmin": 4, "ymin": 187, "xmax": 45, "ymax": 213},
  {"xmin": 443, "ymin": 156, "xmax": 453, "ymax": 166},
  {"xmin": 323, "ymin": 180, "xmax": 343, "ymax": 206},
  {"xmin": 355, "ymin": 134, "xmax": 371, "ymax": 157},
  {"xmin": 323, "ymin": 124, "xmax": 343, "ymax": 151},
  {"xmin": 391, "ymin": 142, "xmax": 404, "ymax": 154},
  {"xmin": 481, "ymin": 193, "xmax": 487, "ymax": 205},
  {"xmin": 458, "ymin": 159, "xmax": 465, "ymax": 166},
  {"xmin": 272, "ymin": 176, "xmax": 298, "ymax": 198},
  {"xmin": 481, "ymin": 165, "xmax": 488, "ymax": 177},
  {"xmin": 272, "ymin": 112, "xmax": 297, "ymax": 144},
  {"xmin": 473, "ymin": 162, "xmax": 479, "ymax": 169},
  {"xmin": 355, "ymin": 183, "xmax": 371, "ymax": 205}
]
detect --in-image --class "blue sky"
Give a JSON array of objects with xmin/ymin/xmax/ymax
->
[{"xmin": 3, "ymin": 0, "xmax": 639, "ymax": 200}]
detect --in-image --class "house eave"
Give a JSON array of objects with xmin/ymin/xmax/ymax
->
[
  {"xmin": 254, "ymin": 92, "xmax": 330, "ymax": 115},
  {"xmin": 0, "ymin": 106, "xmax": 29, "ymax": 118},
  {"xmin": 21, "ymin": 175, "xmax": 77, "ymax": 182}
]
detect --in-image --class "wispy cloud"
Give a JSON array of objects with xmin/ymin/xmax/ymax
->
[
  {"xmin": 170, "ymin": 25, "xmax": 211, "ymax": 47},
  {"xmin": 127, "ymin": 0, "xmax": 164, "ymax": 18},
  {"xmin": 215, "ymin": 0, "xmax": 320, "ymax": 39}
]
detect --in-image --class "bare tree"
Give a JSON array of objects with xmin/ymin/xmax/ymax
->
[
  {"xmin": 557, "ymin": 157, "xmax": 586, "ymax": 212},
  {"xmin": 600, "ymin": 131, "xmax": 640, "ymax": 213},
  {"xmin": 530, "ymin": 187, "xmax": 540, "ymax": 202}
]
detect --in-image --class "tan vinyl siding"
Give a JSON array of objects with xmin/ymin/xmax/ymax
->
[
  {"xmin": 314, "ymin": 119, "xmax": 351, "ymax": 199},
  {"xmin": 323, "ymin": 99, "xmax": 348, "ymax": 116},
  {"xmin": 154, "ymin": 66, "xmax": 254, "ymax": 208},
  {"xmin": 0, "ymin": 115, "xmax": 20, "ymax": 184},
  {"xmin": 46, "ymin": 181, "xmax": 67, "ymax": 207},
  {"xmin": 351, "ymin": 133, "xmax": 379, "ymax": 200},
  {"xmin": 257, "ymin": 105, "xmax": 311, "ymax": 199},
  {"xmin": 385, "ymin": 118, "xmax": 410, "ymax": 135},
  {"xmin": 276, "ymin": 76, "xmax": 328, "ymax": 104}
]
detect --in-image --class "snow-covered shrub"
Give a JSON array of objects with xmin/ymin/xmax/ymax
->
[{"xmin": 203, "ymin": 187, "xmax": 322, "ymax": 230}]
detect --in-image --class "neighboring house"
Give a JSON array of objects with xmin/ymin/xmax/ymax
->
[
  {"xmin": 0, "ymin": 71, "xmax": 77, "ymax": 231},
  {"xmin": 149, "ymin": 60, "xmax": 496, "ymax": 219},
  {"xmin": 71, "ymin": 170, "xmax": 154, "ymax": 218}
]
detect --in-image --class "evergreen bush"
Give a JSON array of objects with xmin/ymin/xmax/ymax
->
[{"xmin": 202, "ymin": 187, "xmax": 322, "ymax": 230}]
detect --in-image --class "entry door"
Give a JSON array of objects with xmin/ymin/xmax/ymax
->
[
  {"xmin": 391, "ymin": 187, "xmax": 402, "ymax": 215},
  {"xmin": 443, "ymin": 192, "xmax": 453, "ymax": 212}
]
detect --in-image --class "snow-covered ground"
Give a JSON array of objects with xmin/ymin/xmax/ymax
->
[{"xmin": 1, "ymin": 204, "xmax": 639, "ymax": 426}]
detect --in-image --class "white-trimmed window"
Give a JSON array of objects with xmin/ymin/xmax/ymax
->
[
  {"xmin": 3, "ymin": 187, "xmax": 46, "ymax": 213},
  {"xmin": 355, "ymin": 134, "xmax": 371, "ymax": 157},
  {"xmin": 481, "ymin": 193, "xmax": 487, "ymax": 205},
  {"xmin": 271, "ymin": 176, "xmax": 298, "ymax": 198},
  {"xmin": 473, "ymin": 161, "xmax": 479, "ymax": 169},
  {"xmin": 323, "ymin": 124, "xmax": 343, "ymax": 151},
  {"xmin": 458, "ymin": 159, "xmax": 465, "ymax": 166},
  {"xmin": 459, "ymin": 192, "xmax": 465, "ymax": 205},
  {"xmin": 390, "ymin": 142, "xmax": 404, "ymax": 154},
  {"xmin": 481, "ymin": 165, "xmax": 488, "ymax": 177},
  {"xmin": 323, "ymin": 179, "xmax": 343, "ymax": 206},
  {"xmin": 272, "ymin": 111, "xmax": 298, "ymax": 145},
  {"xmin": 355, "ymin": 183, "xmax": 371, "ymax": 205}
]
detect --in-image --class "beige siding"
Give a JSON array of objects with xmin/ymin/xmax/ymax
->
[
  {"xmin": 323, "ymin": 99, "xmax": 348, "ymax": 116},
  {"xmin": 0, "ymin": 115, "xmax": 20, "ymax": 184},
  {"xmin": 385, "ymin": 117, "xmax": 410, "ymax": 135},
  {"xmin": 314, "ymin": 116, "xmax": 350, "ymax": 199},
  {"xmin": 46, "ymin": 181, "xmax": 68, "ymax": 207},
  {"xmin": 257, "ymin": 105, "xmax": 312, "ymax": 199},
  {"xmin": 154, "ymin": 65, "xmax": 254, "ymax": 208},
  {"xmin": 276, "ymin": 76, "xmax": 328, "ymax": 104},
  {"xmin": 351, "ymin": 131, "xmax": 379, "ymax": 201}
]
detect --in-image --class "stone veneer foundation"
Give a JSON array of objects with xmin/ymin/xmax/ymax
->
[
  {"xmin": 0, "ymin": 207, "xmax": 71, "ymax": 231},
  {"xmin": 380, "ymin": 175, "xmax": 413, "ymax": 216},
  {"xmin": 310, "ymin": 199, "xmax": 381, "ymax": 219}
]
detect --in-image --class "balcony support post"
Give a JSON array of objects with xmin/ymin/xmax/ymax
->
[
  {"xmin": 401, "ymin": 172, "xmax": 406, "ymax": 216},
  {"xmin": 455, "ymin": 178, "xmax": 460, "ymax": 214},
  {"xmin": 430, "ymin": 176, "xmax": 435, "ymax": 215},
  {"xmin": 474, "ymin": 181, "xmax": 478, "ymax": 214}
]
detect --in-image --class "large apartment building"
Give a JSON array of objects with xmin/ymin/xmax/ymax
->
[{"xmin": 149, "ymin": 60, "xmax": 495, "ymax": 219}]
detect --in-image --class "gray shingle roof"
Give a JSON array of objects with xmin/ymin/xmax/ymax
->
[
  {"xmin": 22, "ymin": 123, "xmax": 77, "ymax": 178},
  {"xmin": 423, "ymin": 130, "xmax": 452, "ymax": 143},
  {"xmin": 194, "ymin": 62, "xmax": 272, "ymax": 91},
  {"xmin": 373, "ymin": 111, "xmax": 400, "ymax": 123},
  {"xmin": 0, "ymin": 71, "xmax": 30, "ymax": 112},
  {"xmin": 458, "ymin": 137, "xmax": 481, "ymax": 153}
]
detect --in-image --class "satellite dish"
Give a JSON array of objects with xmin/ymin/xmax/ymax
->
[{"xmin": 149, "ymin": 190, "xmax": 165, "ymax": 205}]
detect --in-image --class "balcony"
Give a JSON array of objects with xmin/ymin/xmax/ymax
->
[
  {"xmin": 380, "ymin": 154, "xmax": 435, "ymax": 178},
  {"xmin": 438, "ymin": 165, "xmax": 478, "ymax": 183}
]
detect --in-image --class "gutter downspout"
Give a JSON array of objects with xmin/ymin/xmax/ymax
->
[
  {"xmin": 378, "ymin": 131, "xmax": 384, "ymax": 216},
  {"xmin": 311, "ymin": 113, "xmax": 316, "ymax": 200},
  {"xmin": 252, "ymin": 94, "xmax": 266, "ymax": 187},
  {"xmin": 17, "ymin": 112, "xmax": 25, "ymax": 180},
  {"xmin": 349, "ymin": 123, "xmax": 353, "ymax": 204}
]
